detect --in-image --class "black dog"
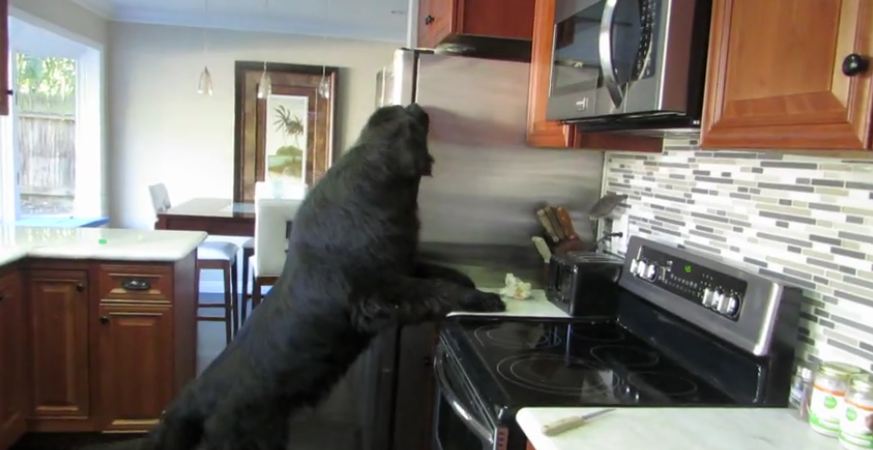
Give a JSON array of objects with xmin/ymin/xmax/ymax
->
[{"xmin": 134, "ymin": 104, "xmax": 505, "ymax": 450}]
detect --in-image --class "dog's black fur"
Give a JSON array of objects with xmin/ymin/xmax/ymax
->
[{"xmin": 131, "ymin": 104, "xmax": 504, "ymax": 450}]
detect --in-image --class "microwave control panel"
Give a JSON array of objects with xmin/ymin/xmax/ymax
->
[{"xmin": 628, "ymin": 246, "xmax": 747, "ymax": 320}]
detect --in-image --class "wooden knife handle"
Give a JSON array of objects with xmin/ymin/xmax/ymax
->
[
  {"xmin": 555, "ymin": 206, "xmax": 578, "ymax": 240},
  {"xmin": 536, "ymin": 209, "xmax": 560, "ymax": 243},
  {"xmin": 541, "ymin": 416, "xmax": 587, "ymax": 436},
  {"xmin": 545, "ymin": 206, "xmax": 566, "ymax": 241}
]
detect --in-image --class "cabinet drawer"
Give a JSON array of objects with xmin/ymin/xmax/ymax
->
[{"xmin": 98, "ymin": 264, "xmax": 173, "ymax": 303}]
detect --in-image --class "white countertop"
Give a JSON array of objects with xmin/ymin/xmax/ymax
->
[
  {"xmin": 517, "ymin": 407, "xmax": 837, "ymax": 450},
  {"xmin": 0, "ymin": 226, "xmax": 207, "ymax": 266},
  {"xmin": 449, "ymin": 289, "xmax": 569, "ymax": 318}
]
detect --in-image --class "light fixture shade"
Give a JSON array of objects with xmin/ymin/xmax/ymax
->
[
  {"xmin": 318, "ymin": 77, "xmax": 330, "ymax": 99},
  {"xmin": 257, "ymin": 71, "xmax": 272, "ymax": 99},
  {"xmin": 198, "ymin": 66, "xmax": 214, "ymax": 96}
]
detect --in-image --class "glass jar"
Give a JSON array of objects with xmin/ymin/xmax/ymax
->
[
  {"xmin": 809, "ymin": 362, "xmax": 864, "ymax": 437},
  {"xmin": 840, "ymin": 373, "xmax": 873, "ymax": 450},
  {"xmin": 789, "ymin": 363, "xmax": 815, "ymax": 420}
]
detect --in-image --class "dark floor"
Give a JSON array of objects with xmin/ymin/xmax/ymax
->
[{"xmin": 12, "ymin": 292, "xmax": 363, "ymax": 449}]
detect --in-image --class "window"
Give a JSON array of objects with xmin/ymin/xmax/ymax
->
[{"xmin": 0, "ymin": 16, "xmax": 104, "ymax": 224}]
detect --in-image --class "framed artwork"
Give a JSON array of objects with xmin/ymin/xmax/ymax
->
[{"xmin": 233, "ymin": 61, "xmax": 338, "ymax": 202}]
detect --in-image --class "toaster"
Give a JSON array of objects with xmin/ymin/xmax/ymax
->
[{"xmin": 546, "ymin": 252, "xmax": 625, "ymax": 317}]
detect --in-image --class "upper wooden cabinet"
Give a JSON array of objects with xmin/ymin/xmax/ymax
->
[
  {"xmin": 525, "ymin": 0, "xmax": 662, "ymax": 152},
  {"xmin": 701, "ymin": 0, "xmax": 873, "ymax": 150},
  {"xmin": 417, "ymin": 0, "xmax": 535, "ymax": 50}
]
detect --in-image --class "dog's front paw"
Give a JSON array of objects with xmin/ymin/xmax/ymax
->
[{"xmin": 460, "ymin": 291, "xmax": 506, "ymax": 312}]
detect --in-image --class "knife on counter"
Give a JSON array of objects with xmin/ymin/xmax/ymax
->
[{"xmin": 541, "ymin": 408, "xmax": 615, "ymax": 436}]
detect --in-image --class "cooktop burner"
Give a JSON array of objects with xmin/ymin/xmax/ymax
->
[
  {"xmin": 496, "ymin": 354, "xmax": 616, "ymax": 398},
  {"xmin": 447, "ymin": 318, "xmax": 735, "ymax": 407},
  {"xmin": 590, "ymin": 345, "xmax": 660, "ymax": 368},
  {"xmin": 626, "ymin": 372, "xmax": 699, "ymax": 398},
  {"xmin": 473, "ymin": 322, "xmax": 562, "ymax": 350}
]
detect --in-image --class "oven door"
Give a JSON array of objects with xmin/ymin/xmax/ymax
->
[
  {"xmin": 548, "ymin": 0, "xmax": 661, "ymax": 120},
  {"xmin": 433, "ymin": 347, "xmax": 503, "ymax": 450}
]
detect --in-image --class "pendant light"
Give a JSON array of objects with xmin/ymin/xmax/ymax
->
[
  {"xmin": 198, "ymin": 0, "xmax": 214, "ymax": 95},
  {"xmin": 197, "ymin": 66, "xmax": 214, "ymax": 96},
  {"xmin": 318, "ymin": 0, "xmax": 330, "ymax": 99},
  {"xmin": 256, "ymin": 0, "xmax": 272, "ymax": 99},
  {"xmin": 257, "ymin": 61, "xmax": 272, "ymax": 99}
]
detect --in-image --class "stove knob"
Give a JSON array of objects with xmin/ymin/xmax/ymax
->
[
  {"xmin": 723, "ymin": 295, "xmax": 740, "ymax": 316},
  {"xmin": 644, "ymin": 263, "xmax": 658, "ymax": 281},
  {"xmin": 701, "ymin": 288, "xmax": 714, "ymax": 307},
  {"xmin": 712, "ymin": 290, "xmax": 726, "ymax": 311},
  {"xmin": 630, "ymin": 258, "xmax": 640, "ymax": 275},
  {"xmin": 636, "ymin": 261, "xmax": 649, "ymax": 277}
]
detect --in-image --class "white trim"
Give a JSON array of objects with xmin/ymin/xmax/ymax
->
[
  {"xmin": 69, "ymin": 0, "xmax": 113, "ymax": 19},
  {"xmin": 107, "ymin": 10, "xmax": 405, "ymax": 44},
  {"xmin": 9, "ymin": 7, "xmax": 106, "ymax": 51}
]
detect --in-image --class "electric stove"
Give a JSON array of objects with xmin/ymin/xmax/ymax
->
[{"xmin": 432, "ymin": 237, "xmax": 802, "ymax": 450}]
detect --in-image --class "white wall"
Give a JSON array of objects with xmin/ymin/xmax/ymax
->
[{"xmin": 108, "ymin": 22, "xmax": 397, "ymax": 229}]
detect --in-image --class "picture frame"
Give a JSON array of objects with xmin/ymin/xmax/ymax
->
[{"xmin": 233, "ymin": 61, "xmax": 338, "ymax": 202}]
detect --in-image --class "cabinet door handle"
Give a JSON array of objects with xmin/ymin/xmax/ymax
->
[
  {"xmin": 121, "ymin": 278, "xmax": 151, "ymax": 291},
  {"xmin": 100, "ymin": 316, "xmax": 110, "ymax": 324},
  {"xmin": 424, "ymin": 15, "xmax": 434, "ymax": 25},
  {"xmin": 843, "ymin": 53, "xmax": 869, "ymax": 76},
  {"xmin": 76, "ymin": 283, "xmax": 86, "ymax": 292}
]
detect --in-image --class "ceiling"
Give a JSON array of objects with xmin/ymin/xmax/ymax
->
[{"xmin": 71, "ymin": 0, "xmax": 410, "ymax": 43}]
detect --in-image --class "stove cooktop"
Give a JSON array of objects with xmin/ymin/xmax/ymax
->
[{"xmin": 443, "ymin": 317, "xmax": 737, "ymax": 413}]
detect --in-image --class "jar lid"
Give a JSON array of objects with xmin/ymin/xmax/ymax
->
[
  {"xmin": 850, "ymin": 374, "xmax": 873, "ymax": 393},
  {"xmin": 799, "ymin": 365, "xmax": 814, "ymax": 380},
  {"xmin": 819, "ymin": 362, "xmax": 864, "ymax": 377}
]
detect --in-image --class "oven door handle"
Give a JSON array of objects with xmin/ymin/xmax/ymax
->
[
  {"xmin": 434, "ymin": 347, "xmax": 495, "ymax": 446},
  {"xmin": 599, "ymin": 0, "xmax": 624, "ymax": 107}
]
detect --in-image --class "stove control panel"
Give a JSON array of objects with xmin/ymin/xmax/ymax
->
[
  {"xmin": 619, "ymin": 236, "xmax": 801, "ymax": 357},
  {"xmin": 629, "ymin": 247, "xmax": 747, "ymax": 320}
]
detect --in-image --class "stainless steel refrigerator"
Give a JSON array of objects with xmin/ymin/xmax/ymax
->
[{"xmin": 352, "ymin": 49, "xmax": 606, "ymax": 450}]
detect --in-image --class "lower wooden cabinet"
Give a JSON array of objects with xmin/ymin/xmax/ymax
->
[
  {"xmin": 0, "ymin": 269, "xmax": 26, "ymax": 449},
  {"xmin": 96, "ymin": 304, "xmax": 174, "ymax": 431},
  {"xmin": 0, "ymin": 253, "xmax": 197, "ymax": 448},
  {"xmin": 26, "ymin": 269, "xmax": 91, "ymax": 427}
]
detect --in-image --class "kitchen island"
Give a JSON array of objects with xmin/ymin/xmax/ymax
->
[
  {"xmin": 518, "ymin": 407, "xmax": 836, "ymax": 450},
  {"xmin": 0, "ymin": 226, "xmax": 205, "ymax": 449}
]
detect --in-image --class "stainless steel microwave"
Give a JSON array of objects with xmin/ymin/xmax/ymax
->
[{"xmin": 546, "ymin": 0, "xmax": 711, "ymax": 131}]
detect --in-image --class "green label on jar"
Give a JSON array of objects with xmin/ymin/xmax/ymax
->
[
  {"xmin": 847, "ymin": 408, "xmax": 858, "ymax": 421},
  {"xmin": 825, "ymin": 396, "xmax": 838, "ymax": 409}
]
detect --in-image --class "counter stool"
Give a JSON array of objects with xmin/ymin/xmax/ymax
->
[{"xmin": 149, "ymin": 183, "xmax": 240, "ymax": 344}]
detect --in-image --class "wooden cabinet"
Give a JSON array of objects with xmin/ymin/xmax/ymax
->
[
  {"xmin": 0, "ymin": 269, "xmax": 26, "ymax": 449},
  {"xmin": 96, "ymin": 304, "xmax": 174, "ymax": 431},
  {"xmin": 0, "ymin": 253, "xmax": 198, "ymax": 445},
  {"xmin": 417, "ymin": 0, "xmax": 535, "ymax": 51},
  {"xmin": 26, "ymin": 269, "xmax": 91, "ymax": 425},
  {"xmin": 526, "ymin": 0, "xmax": 662, "ymax": 151},
  {"xmin": 701, "ymin": 0, "xmax": 873, "ymax": 150},
  {"xmin": 0, "ymin": 0, "xmax": 9, "ymax": 116}
]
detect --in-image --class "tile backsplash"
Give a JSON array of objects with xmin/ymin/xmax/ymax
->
[{"xmin": 602, "ymin": 137, "xmax": 873, "ymax": 371}]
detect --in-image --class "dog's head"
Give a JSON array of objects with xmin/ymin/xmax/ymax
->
[{"xmin": 359, "ymin": 104, "xmax": 434, "ymax": 179}]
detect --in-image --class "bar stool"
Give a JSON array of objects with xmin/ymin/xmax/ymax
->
[{"xmin": 149, "ymin": 183, "xmax": 239, "ymax": 344}]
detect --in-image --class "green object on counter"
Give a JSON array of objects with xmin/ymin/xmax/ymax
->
[{"xmin": 98, "ymin": 238, "xmax": 107, "ymax": 245}]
